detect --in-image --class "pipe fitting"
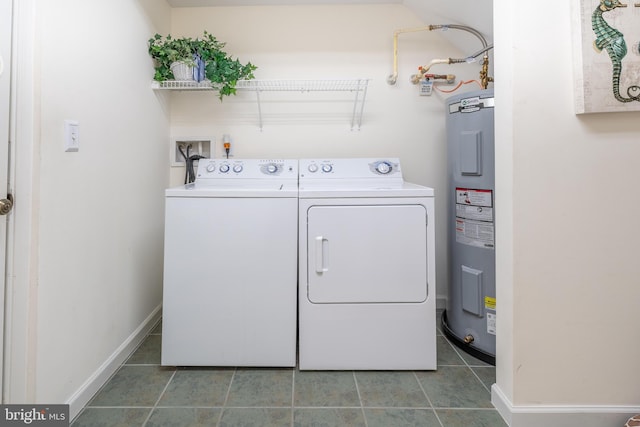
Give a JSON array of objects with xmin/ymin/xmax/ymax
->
[
  {"xmin": 463, "ymin": 334, "xmax": 475, "ymax": 344},
  {"xmin": 387, "ymin": 24, "xmax": 493, "ymax": 88}
]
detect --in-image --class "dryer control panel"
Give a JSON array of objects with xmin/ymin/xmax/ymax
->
[{"xmin": 299, "ymin": 158, "xmax": 402, "ymax": 180}]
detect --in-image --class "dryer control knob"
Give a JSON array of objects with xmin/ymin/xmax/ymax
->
[
  {"xmin": 308, "ymin": 164, "xmax": 319, "ymax": 173},
  {"xmin": 266, "ymin": 164, "xmax": 278, "ymax": 174},
  {"xmin": 219, "ymin": 164, "xmax": 230, "ymax": 173},
  {"xmin": 206, "ymin": 163, "xmax": 215, "ymax": 173},
  {"xmin": 376, "ymin": 161, "xmax": 392, "ymax": 174},
  {"xmin": 321, "ymin": 164, "xmax": 333, "ymax": 173},
  {"xmin": 233, "ymin": 164, "xmax": 243, "ymax": 173}
]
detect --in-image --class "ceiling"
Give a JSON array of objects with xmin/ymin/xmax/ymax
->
[
  {"xmin": 165, "ymin": 0, "xmax": 493, "ymax": 42},
  {"xmin": 167, "ymin": 0, "xmax": 402, "ymax": 5},
  {"xmin": 167, "ymin": 0, "xmax": 493, "ymax": 36}
]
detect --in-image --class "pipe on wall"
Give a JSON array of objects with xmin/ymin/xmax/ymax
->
[{"xmin": 387, "ymin": 24, "xmax": 493, "ymax": 88}]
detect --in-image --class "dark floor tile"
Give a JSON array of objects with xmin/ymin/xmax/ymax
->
[
  {"xmin": 471, "ymin": 367, "xmax": 495, "ymax": 391},
  {"xmin": 226, "ymin": 368, "xmax": 293, "ymax": 407},
  {"xmin": 437, "ymin": 337, "xmax": 465, "ymax": 366},
  {"xmin": 436, "ymin": 310, "xmax": 444, "ymax": 337},
  {"xmin": 89, "ymin": 365, "xmax": 175, "ymax": 407},
  {"xmin": 364, "ymin": 408, "xmax": 441, "ymax": 427},
  {"xmin": 220, "ymin": 408, "xmax": 291, "ymax": 427},
  {"xmin": 437, "ymin": 408, "xmax": 508, "ymax": 427},
  {"xmin": 294, "ymin": 408, "xmax": 365, "ymax": 427},
  {"xmin": 416, "ymin": 366, "xmax": 492, "ymax": 409},
  {"xmin": 71, "ymin": 407, "xmax": 150, "ymax": 427},
  {"xmin": 146, "ymin": 407, "xmax": 221, "ymax": 427},
  {"xmin": 150, "ymin": 320, "xmax": 162, "ymax": 335},
  {"xmin": 127, "ymin": 334, "xmax": 162, "ymax": 365},
  {"xmin": 294, "ymin": 370, "xmax": 359, "ymax": 407},
  {"xmin": 355, "ymin": 371, "xmax": 428, "ymax": 408},
  {"xmin": 459, "ymin": 349, "xmax": 492, "ymax": 367},
  {"xmin": 158, "ymin": 368, "xmax": 234, "ymax": 407}
]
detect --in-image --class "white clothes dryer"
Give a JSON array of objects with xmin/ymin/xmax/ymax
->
[
  {"xmin": 298, "ymin": 158, "xmax": 436, "ymax": 370},
  {"xmin": 162, "ymin": 159, "xmax": 298, "ymax": 367}
]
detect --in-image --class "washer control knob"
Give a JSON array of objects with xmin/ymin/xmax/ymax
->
[
  {"xmin": 376, "ymin": 161, "xmax": 392, "ymax": 174},
  {"xmin": 308, "ymin": 164, "xmax": 319, "ymax": 173},
  {"xmin": 206, "ymin": 163, "xmax": 215, "ymax": 173},
  {"xmin": 233, "ymin": 164, "xmax": 243, "ymax": 173},
  {"xmin": 266, "ymin": 164, "xmax": 278, "ymax": 174},
  {"xmin": 321, "ymin": 164, "xmax": 333, "ymax": 173},
  {"xmin": 219, "ymin": 164, "xmax": 230, "ymax": 173}
]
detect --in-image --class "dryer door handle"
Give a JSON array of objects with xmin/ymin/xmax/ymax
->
[{"xmin": 315, "ymin": 236, "xmax": 329, "ymax": 273}]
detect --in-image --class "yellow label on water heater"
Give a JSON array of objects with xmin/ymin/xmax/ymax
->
[{"xmin": 484, "ymin": 296, "xmax": 496, "ymax": 310}]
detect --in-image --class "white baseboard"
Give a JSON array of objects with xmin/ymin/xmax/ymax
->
[
  {"xmin": 492, "ymin": 384, "xmax": 640, "ymax": 427},
  {"xmin": 65, "ymin": 304, "xmax": 163, "ymax": 421}
]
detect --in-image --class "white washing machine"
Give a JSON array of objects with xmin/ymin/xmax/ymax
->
[
  {"xmin": 162, "ymin": 159, "xmax": 298, "ymax": 367},
  {"xmin": 298, "ymin": 158, "xmax": 436, "ymax": 370}
]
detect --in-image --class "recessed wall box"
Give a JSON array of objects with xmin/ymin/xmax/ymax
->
[{"xmin": 171, "ymin": 137, "xmax": 215, "ymax": 167}]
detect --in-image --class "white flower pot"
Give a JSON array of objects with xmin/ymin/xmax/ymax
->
[{"xmin": 170, "ymin": 61, "xmax": 194, "ymax": 81}]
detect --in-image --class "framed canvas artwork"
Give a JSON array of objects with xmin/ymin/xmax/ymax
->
[{"xmin": 573, "ymin": 0, "xmax": 640, "ymax": 113}]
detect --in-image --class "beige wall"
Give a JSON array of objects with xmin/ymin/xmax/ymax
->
[
  {"xmin": 22, "ymin": 0, "xmax": 171, "ymax": 411},
  {"xmin": 494, "ymin": 0, "xmax": 640, "ymax": 416}
]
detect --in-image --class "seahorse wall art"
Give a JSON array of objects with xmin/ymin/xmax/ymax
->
[{"xmin": 591, "ymin": 0, "xmax": 640, "ymax": 102}]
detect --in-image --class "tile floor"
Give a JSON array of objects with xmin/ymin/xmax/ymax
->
[{"xmin": 72, "ymin": 313, "xmax": 507, "ymax": 427}]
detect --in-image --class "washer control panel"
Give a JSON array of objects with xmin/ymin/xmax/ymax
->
[
  {"xmin": 299, "ymin": 158, "xmax": 401, "ymax": 179},
  {"xmin": 197, "ymin": 159, "xmax": 298, "ymax": 180}
]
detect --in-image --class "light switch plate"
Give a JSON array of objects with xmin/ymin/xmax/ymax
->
[{"xmin": 64, "ymin": 120, "xmax": 79, "ymax": 152}]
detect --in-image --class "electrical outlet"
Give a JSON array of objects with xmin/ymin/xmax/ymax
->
[{"xmin": 171, "ymin": 137, "xmax": 215, "ymax": 167}]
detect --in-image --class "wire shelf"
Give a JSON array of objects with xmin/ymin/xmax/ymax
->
[
  {"xmin": 151, "ymin": 78, "xmax": 370, "ymax": 130},
  {"xmin": 235, "ymin": 79, "xmax": 369, "ymax": 92},
  {"xmin": 151, "ymin": 80, "xmax": 216, "ymax": 90}
]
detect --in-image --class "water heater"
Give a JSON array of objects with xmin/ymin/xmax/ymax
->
[{"xmin": 442, "ymin": 88, "xmax": 496, "ymax": 365}]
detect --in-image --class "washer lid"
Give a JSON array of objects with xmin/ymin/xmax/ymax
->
[{"xmin": 166, "ymin": 181, "xmax": 298, "ymax": 198}]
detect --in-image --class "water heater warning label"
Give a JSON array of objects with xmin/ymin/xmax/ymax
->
[
  {"xmin": 456, "ymin": 188, "xmax": 492, "ymax": 207},
  {"xmin": 487, "ymin": 312, "xmax": 496, "ymax": 335},
  {"xmin": 455, "ymin": 188, "xmax": 494, "ymax": 249}
]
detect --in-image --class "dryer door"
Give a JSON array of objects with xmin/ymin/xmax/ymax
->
[{"xmin": 307, "ymin": 204, "xmax": 428, "ymax": 303}]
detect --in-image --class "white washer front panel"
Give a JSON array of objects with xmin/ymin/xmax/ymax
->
[
  {"xmin": 307, "ymin": 204, "xmax": 427, "ymax": 303},
  {"xmin": 162, "ymin": 196, "xmax": 298, "ymax": 366}
]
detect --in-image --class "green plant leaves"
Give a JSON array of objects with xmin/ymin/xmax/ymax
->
[{"xmin": 147, "ymin": 32, "xmax": 257, "ymax": 100}]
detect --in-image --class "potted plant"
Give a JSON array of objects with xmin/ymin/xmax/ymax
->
[{"xmin": 148, "ymin": 31, "xmax": 257, "ymax": 100}]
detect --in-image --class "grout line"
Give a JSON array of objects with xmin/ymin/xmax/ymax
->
[
  {"xmin": 141, "ymin": 368, "xmax": 177, "ymax": 427},
  {"xmin": 352, "ymin": 372, "xmax": 369, "ymax": 427},
  {"xmin": 216, "ymin": 367, "xmax": 236, "ymax": 427},
  {"xmin": 443, "ymin": 336, "xmax": 494, "ymax": 393},
  {"xmin": 82, "ymin": 405, "xmax": 157, "ymax": 409},
  {"xmin": 433, "ymin": 407, "xmax": 501, "ymax": 411},
  {"xmin": 413, "ymin": 371, "xmax": 444, "ymax": 427},
  {"xmin": 122, "ymin": 363, "xmax": 163, "ymax": 367},
  {"xmin": 468, "ymin": 366, "xmax": 493, "ymax": 393},
  {"xmin": 290, "ymin": 368, "xmax": 295, "ymax": 427}
]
